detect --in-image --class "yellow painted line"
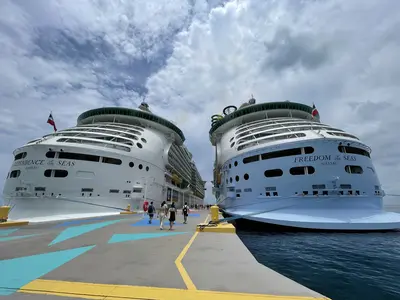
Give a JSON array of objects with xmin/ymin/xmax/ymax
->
[
  {"xmin": 174, "ymin": 214, "xmax": 209, "ymax": 290},
  {"xmin": 20, "ymin": 279, "xmax": 330, "ymax": 300},
  {"xmin": 0, "ymin": 221, "xmax": 29, "ymax": 228}
]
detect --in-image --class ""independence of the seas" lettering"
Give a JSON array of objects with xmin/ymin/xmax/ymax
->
[{"xmin": 13, "ymin": 159, "xmax": 76, "ymax": 167}]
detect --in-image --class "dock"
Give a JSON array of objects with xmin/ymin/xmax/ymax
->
[{"xmin": 0, "ymin": 210, "xmax": 330, "ymax": 299}]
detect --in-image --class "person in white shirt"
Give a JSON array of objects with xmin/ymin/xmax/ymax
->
[
  {"xmin": 182, "ymin": 202, "xmax": 189, "ymax": 224},
  {"xmin": 159, "ymin": 201, "xmax": 169, "ymax": 230}
]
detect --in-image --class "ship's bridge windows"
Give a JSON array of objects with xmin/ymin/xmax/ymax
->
[
  {"xmin": 44, "ymin": 169, "xmax": 69, "ymax": 178},
  {"xmin": 54, "ymin": 170, "xmax": 68, "ymax": 178},
  {"xmin": 345, "ymin": 165, "xmax": 363, "ymax": 174},
  {"xmin": 338, "ymin": 145, "xmax": 370, "ymax": 158},
  {"xmin": 14, "ymin": 152, "xmax": 27, "ymax": 160},
  {"xmin": 9, "ymin": 170, "xmax": 21, "ymax": 178},
  {"xmin": 290, "ymin": 166, "xmax": 315, "ymax": 175},
  {"xmin": 109, "ymin": 189, "xmax": 120, "ymax": 193},
  {"xmin": 262, "ymin": 148, "xmax": 301, "ymax": 160},
  {"xmin": 243, "ymin": 155, "xmax": 260, "ymax": 164},
  {"xmin": 133, "ymin": 188, "xmax": 142, "ymax": 193},
  {"xmin": 46, "ymin": 151, "xmax": 56, "ymax": 158},
  {"xmin": 237, "ymin": 133, "xmax": 306, "ymax": 151},
  {"xmin": 102, "ymin": 157, "xmax": 122, "ymax": 165},
  {"xmin": 264, "ymin": 169, "xmax": 283, "ymax": 177},
  {"xmin": 59, "ymin": 152, "xmax": 100, "ymax": 162},
  {"xmin": 57, "ymin": 138, "xmax": 131, "ymax": 152}
]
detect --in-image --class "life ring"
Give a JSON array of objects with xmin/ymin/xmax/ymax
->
[{"xmin": 223, "ymin": 105, "xmax": 237, "ymax": 116}]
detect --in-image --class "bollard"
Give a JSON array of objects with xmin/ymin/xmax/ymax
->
[
  {"xmin": 0, "ymin": 206, "xmax": 11, "ymax": 223},
  {"xmin": 210, "ymin": 205, "xmax": 219, "ymax": 223},
  {"xmin": 126, "ymin": 204, "xmax": 131, "ymax": 212}
]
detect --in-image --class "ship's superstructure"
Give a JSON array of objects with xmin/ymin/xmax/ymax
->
[
  {"xmin": 210, "ymin": 97, "xmax": 400, "ymax": 231},
  {"xmin": 3, "ymin": 103, "xmax": 205, "ymax": 220}
]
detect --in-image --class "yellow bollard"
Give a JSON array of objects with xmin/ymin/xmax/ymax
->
[
  {"xmin": 210, "ymin": 205, "xmax": 219, "ymax": 223},
  {"xmin": 126, "ymin": 204, "xmax": 131, "ymax": 212},
  {"xmin": 0, "ymin": 206, "xmax": 11, "ymax": 222}
]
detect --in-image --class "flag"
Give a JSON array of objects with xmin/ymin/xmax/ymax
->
[
  {"xmin": 47, "ymin": 113, "xmax": 57, "ymax": 132},
  {"xmin": 311, "ymin": 103, "xmax": 319, "ymax": 118}
]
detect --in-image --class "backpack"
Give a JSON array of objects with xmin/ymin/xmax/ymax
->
[
  {"xmin": 148, "ymin": 205, "xmax": 154, "ymax": 214},
  {"xmin": 183, "ymin": 205, "xmax": 188, "ymax": 214}
]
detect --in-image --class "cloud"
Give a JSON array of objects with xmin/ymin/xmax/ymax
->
[{"xmin": 0, "ymin": 0, "xmax": 400, "ymax": 205}]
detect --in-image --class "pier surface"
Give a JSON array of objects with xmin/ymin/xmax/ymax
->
[{"xmin": 0, "ymin": 210, "xmax": 329, "ymax": 299}]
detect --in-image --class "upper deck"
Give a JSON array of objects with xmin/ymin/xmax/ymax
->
[
  {"xmin": 209, "ymin": 101, "xmax": 319, "ymax": 145},
  {"xmin": 77, "ymin": 107, "xmax": 185, "ymax": 145}
]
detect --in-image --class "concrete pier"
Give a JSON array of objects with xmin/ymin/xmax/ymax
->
[{"xmin": 0, "ymin": 210, "xmax": 330, "ymax": 299}]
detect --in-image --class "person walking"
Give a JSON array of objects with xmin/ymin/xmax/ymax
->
[
  {"xmin": 182, "ymin": 202, "xmax": 189, "ymax": 224},
  {"xmin": 168, "ymin": 202, "xmax": 177, "ymax": 230},
  {"xmin": 159, "ymin": 201, "xmax": 169, "ymax": 230},
  {"xmin": 147, "ymin": 201, "xmax": 156, "ymax": 224}
]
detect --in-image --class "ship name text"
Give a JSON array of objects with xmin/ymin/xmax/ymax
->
[
  {"xmin": 13, "ymin": 159, "xmax": 76, "ymax": 168},
  {"xmin": 293, "ymin": 154, "xmax": 357, "ymax": 164}
]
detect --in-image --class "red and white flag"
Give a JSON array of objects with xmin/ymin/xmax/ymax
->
[
  {"xmin": 47, "ymin": 113, "xmax": 57, "ymax": 132},
  {"xmin": 311, "ymin": 103, "xmax": 319, "ymax": 118}
]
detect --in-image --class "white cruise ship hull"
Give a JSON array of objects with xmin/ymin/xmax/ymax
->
[
  {"xmin": 219, "ymin": 196, "xmax": 400, "ymax": 231},
  {"xmin": 4, "ymin": 195, "xmax": 139, "ymax": 221}
]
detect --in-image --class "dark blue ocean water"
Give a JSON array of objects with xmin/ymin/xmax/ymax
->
[{"xmin": 237, "ymin": 207, "xmax": 400, "ymax": 300}]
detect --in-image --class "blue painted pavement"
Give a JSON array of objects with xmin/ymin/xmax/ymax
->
[
  {"xmin": 131, "ymin": 217, "xmax": 183, "ymax": 227},
  {"xmin": 0, "ymin": 228, "xmax": 19, "ymax": 236},
  {"xmin": 54, "ymin": 217, "xmax": 105, "ymax": 228},
  {"xmin": 0, "ymin": 245, "xmax": 95, "ymax": 295},
  {"xmin": 49, "ymin": 219, "xmax": 122, "ymax": 246},
  {"xmin": 108, "ymin": 232, "xmax": 188, "ymax": 244}
]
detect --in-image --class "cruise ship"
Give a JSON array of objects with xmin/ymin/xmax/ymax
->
[
  {"xmin": 210, "ymin": 97, "xmax": 400, "ymax": 231},
  {"xmin": 3, "ymin": 102, "xmax": 206, "ymax": 220}
]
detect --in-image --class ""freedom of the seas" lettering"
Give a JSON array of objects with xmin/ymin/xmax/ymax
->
[{"xmin": 293, "ymin": 154, "xmax": 357, "ymax": 163}]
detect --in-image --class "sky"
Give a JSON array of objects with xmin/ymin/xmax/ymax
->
[{"xmin": 0, "ymin": 0, "xmax": 399, "ymax": 205}]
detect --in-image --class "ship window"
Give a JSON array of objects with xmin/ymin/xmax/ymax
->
[
  {"xmin": 59, "ymin": 152, "xmax": 100, "ymax": 162},
  {"xmin": 82, "ymin": 188, "xmax": 94, "ymax": 192},
  {"xmin": 102, "ymin": 157, "xmax": 122, "ymax": 165},
  {"xmin": 229, "ymin": 164, "xmax": 232, "ymax": 169},
  {"xmin": 146, "ymin": 166, "xmax": 149, "ymax": 171},
  {"xmin": 243, "ymin": 155, "xmax": 259, "ymax": 164},
  {"xmin": 236, "ymin": 189, "xmax": 242, "ymax": 193},
  {"xmin": 244, "ymin": 173, "xmax": 249, "ymax": 180},
  {"xmin": 312, "ymin": 184, "xmax": 326, "ymax": 189},
  {"xmin": 234, "ymin": 161, "xmax": 238, "ymax": 167},
  {"xmin": 327, "ymin": 132, "xmax": 359, "ymax": 140},
  {"xmin": 230, "ymin": 137, "xmax": 234, "ymax": 142},
  {"xmin": 236, "ymin": 194, "xmax": 241, "ymax": 198},
  {"xmin": 345, "ymin": 165, "xmax": 363, "ymax": 174},
  {"xmin": 230, "ymin": 142, "xmax": 235, "ymax": 148},
  {"xmin": 290, "ymin": 167, "xmax": 305, "ymax": 175},
  {"xmin": 235, "ymin": 175, "xmax": 240, "ymax": 182},
  {"xmin": 54, "ymin": 170, "xmax": 68, "ymax": 178},
  {"xmin": 313, "ymin": 191, "xmax": 318, "ymax": 195},
  {"xmin": 46, "ymin": 151, "xmax": 56, "ymax": 158},
  {"xmin": 129, "ymin": 162, "xmax": 134, "ymax": 168},
  {"xmin": 141, "ymin": 138, "xmax": 147, "ymax": 143},
  {"xmin": 273, "ymin": 192, "xmax": 278, "ymax": 196},
  {"xmin": 139, "ymin": 164, "xmax": 143, "ymax": 170},
  {"xmin": 261, "ymin": 148, "xmax": 302, "ymax": 160},
  {"xmin": 230, "ymin": 177, "xmax": 232, "ymax": 183},
  {"xmin": 244, "ymin": 188, "xmax": 252, "ymax": 192},
  {"xmin": 44, "ymin": 169, "xmax": 52, "ymax": 177},
  {"xmin": 265, "ymin": 186, "xmax": 276, "ymax": 191},
  {"xmin": 34, "ymin": 187, "xmax": 46, "ymax": 191},
  {"xmin": 264, "ymin": 169, "xmax": 283, "ymax": 177},
  {"xmin": 137, "ymin": 142, "xmax": 143, "ymax": 149},
  {"xmin": 14, "ymin": 152, "xmax": 27, "ymax": 160},
  {"xmin": 266, "ymin": 192, "xmax": 270, "ymax": 196},
  {"xmin": 123, "ymin": 190, "xmax": 131, "ymax": 194},
  {"xmin": 133, "ymin": 188, "xmax": 142, "ymax": 193},
  {"xmin": 10, "ymin": 170, "xmax": 21, "ymax": 178},
  {"xmin": 304, "ymin": 147, "xmax": 314, "ymax": 154},
  {"xmin": 340, "ymin": 184, "xmax": 352, "ymax": 189},
  {"xmin": 308, "ymin": 166, "xmax": 315, "ymax": 174},
  {"xmin": 338, "ymin": 145, "xmax": 370, "ymax": 157}
]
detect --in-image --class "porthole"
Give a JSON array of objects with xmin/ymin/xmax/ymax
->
[
  {"xmin": 141, "ymin": 138, "xmax": 147, "ymax": 143},
  {"xmin": 235, "ymin": 175, "xmax": 239, "ymax": 182},
  {"xmin": 129, "ymin": 162, "xmax": 134, "ymax": 168},
  {"xmin": 146, "ymin": 166, "xmax": 149, "ymax": 171},
  {"xmin": 139, "ymin": 164, "xmax": 143, "ymax": 170},
  {"xmin": 230, "ymin": 177, "xmax": 233, "ymax": 183},
  {"xmin": 244, "ymin": 173, "xmax": 249, "ymax": 180},
  {"xmin": 229, "ymin": 164, "xmax": 232, "ymax": 169},
  {"xmin": 234, "ymin": 161, "xmax": 238, "ymax": 167},
  {"xmin": 137, "ymin": 143, "xmax": 143, "ymax": 149}
]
